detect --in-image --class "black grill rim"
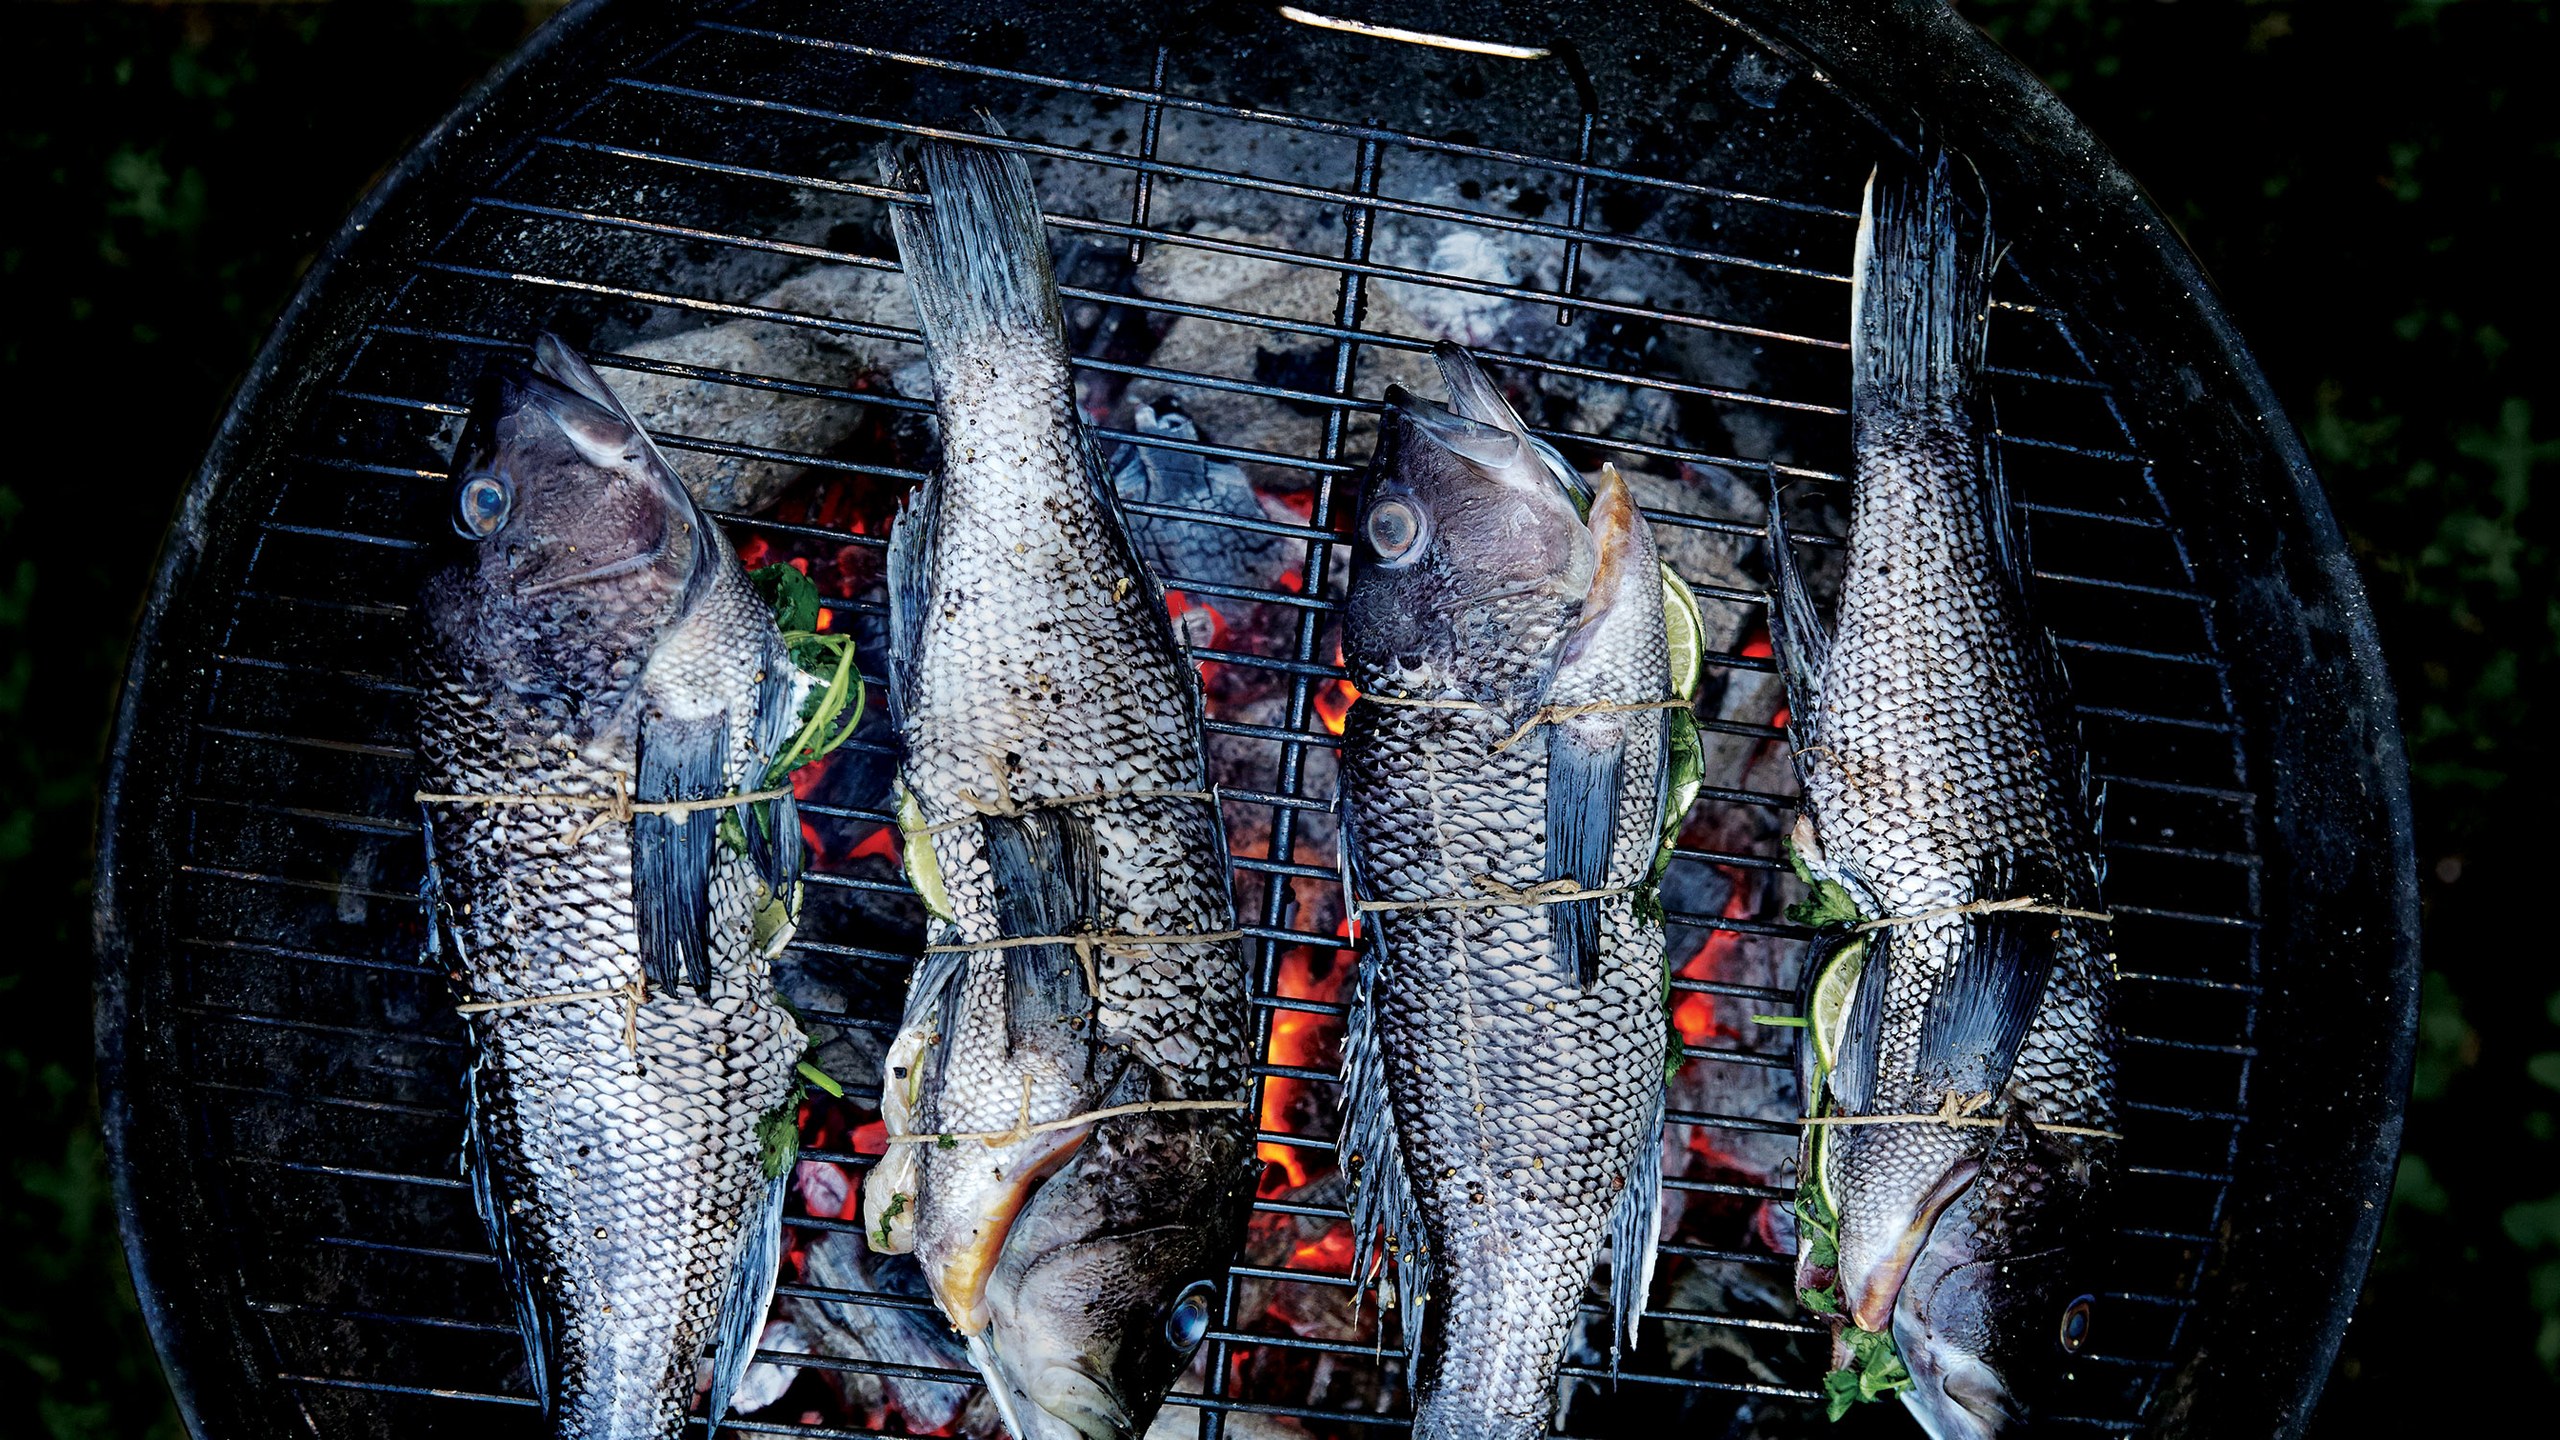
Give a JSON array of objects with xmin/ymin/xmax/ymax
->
[{"xmin": 92, "ymin": 3, "xmax": 2417, "ymax": 1439}]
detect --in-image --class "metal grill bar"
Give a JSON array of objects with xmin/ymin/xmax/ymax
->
[{"xmin": 151, "ymin": 9, "xmax": 2277, "ymax": 1436}]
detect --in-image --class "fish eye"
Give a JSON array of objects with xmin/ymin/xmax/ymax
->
[
  {"xmin": 455, "ymin": 474, "xmax": 512, "ymax": 539},
  {"xmin": 1165, "ymin": 1281, "xmax": 1216, "ymax": 1351},
  {"xmin": 2058, "ymin": 1294, "xmax": 2094, "ymax": 1353},
  {"xmin": 1364, "ymin": 498, "xmax": 1424, "ymax": 565}
]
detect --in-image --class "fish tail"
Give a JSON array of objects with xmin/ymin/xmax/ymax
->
[
  {"xmin": 1850, "ymin": 146, "xmax": 1993, "ymax": 416},
  {"xmin": 883, "ymin": 136, "xmax": 1064, "ymax": 358}
]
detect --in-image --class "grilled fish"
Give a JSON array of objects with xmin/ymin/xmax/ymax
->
[
  {"xmin": 1338, "ymin": 344, "xmax": 1670, "ymax": 1440},
  {"xmin": 1770, "ymin": 150, "xmax": 2116, "ymax": 1438},
  {"xmin": 417, "ymin": 335, "xmax": 811, "ymax": 1438},
  {"xmin": 856, "ymin": 139, "xmax": 1256, "ymax": 1440}
]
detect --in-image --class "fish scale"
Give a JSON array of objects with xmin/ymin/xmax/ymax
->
[
  {"xmin": 1345, "ymin": 704, "xmax": 1665, "ymax": 1403},
  {"xmin": 418, "ymin": 346, "xmax": 808, "ymax": 1440},
  {"xmin": 1339, "ymin": 354, "xmax": 1670, "ymax": 1440},
  {"xmin": 861, "ymin": 139, "xmax": 1253, "ymax": 1440},
  {"xmin": 1772, "ymin": 148, "xmax": 2114, "ymax": 1438}
]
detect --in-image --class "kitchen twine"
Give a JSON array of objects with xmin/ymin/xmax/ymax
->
[
  {"xmin": 879, "ymin": 1078, "xmax": 1248, "ymax": 1150},
  {"xmin": 1357, "ymin": 691, "xmax": 1693, "ymax": 753},
  {"xmin": 1798, "ymin": 904, "xmax": 2119, "ymax": 1141},
  {"xmin": 917, "ymin": 782, "xmax": 1219, "ymax": 837},
  {"xmin": 453, "ymin": 980, "xmax": 648, "ymax": 1052},
  {"xmin": 1802, "ymin": 1089, "xmax": 2123, "ymax": 1142},
  {"xmin": 888, "ymin": 774, "xmax": 1245, "ymax": 1152},
  {"xmin": 415, "ymin": 772, "xmax": 792, "ymax": 847},
  {"xmin": 420, "ymin": 773, "xmax": 794, "ymax": 1049}
]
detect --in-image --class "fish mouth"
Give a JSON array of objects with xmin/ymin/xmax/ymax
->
[
  {"xmin": 1840, "ymin": 1157, "xmax": 1982, "ymax": 1331},
  {"xmin": 1895, "ymin": 1348, "xmax": 2021, "ymax": 1440},
  {"xmin": 964, "ymin": 1318, "xmax": 1137, "ymax": 1440}
]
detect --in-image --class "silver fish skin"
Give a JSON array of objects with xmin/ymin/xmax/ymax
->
[
  {"xmin": 417, "ymin": 336, "xmax": 809, "ymax": 1439},
  {"xmin": 857, "ymin": 140, "xmax": 1254, "ymax": 1440},
  {"xmin": 1769, "ymin": 150, "xmax": 2116, "ymax": 1439},
  {"xmin": 1339, "ymin": 345, "xmax": 1669, "ymax": 1440}
]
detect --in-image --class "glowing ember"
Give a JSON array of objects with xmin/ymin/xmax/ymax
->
[
  {"xmin": 1286, "ymin": 1221, "xmax": 1357, "ymax": 1277},
  {"xmin": 1673, "ymin": 867, "xmax": 1758, "ymax": 1047},
  {"xmin": 1256, "ymin": 946, "xmax": 1349, "ymax": 1194},
  {"xmin": 1313, "ymin": 639, "xmax": 1358, "ymax": 735},
  {"xmin": 847, "ymin": 826, "xmax": 901, "ymax": 865}
]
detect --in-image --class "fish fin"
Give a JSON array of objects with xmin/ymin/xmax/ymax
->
[
  {"xmin": 906, "ymin": 938, "xmax": 971, "ymax": 1123},
  {"xmin": 1764, "ymin": 472, "xmax": 1828, "ymax": 746},
  {"xmin": 1827, "ymin": 926, "xmax": 1892, "ymax": 1114},
  {"xmin": 1339, "ymin": 896, "xmax": 1429, "ymax": 1344},
  {"xmin": 979, "ymin": 808, "xmax": 1101, "ymax": 1055},
  {"xmin": 746, "ymin": 652, "xmax": 805, "ymax": 898},
  {"xmin": 883, "ymin": 137, "xmax": 1063, "ymax": 354},
  {"xmin": 1543, "ymin": 727, "xmax": 1622, "ymax": 988},
  {"xmin": 1075, "ymin": 419, "xmax": 1174, "ymax": 618},
  {"xmin": 1915, "ymin": 862, "xmax": 2063, "ymax": 1096},
  {"xmin": 464, "ymin": 1064, "xmax": 556, "ymax": 1413},
  {"xmin": 1607, "ymin": 1090, "xmax": 1666, "ymax": 1358},
  {"xmin": 633, "ymin": 709, "xmax": 726, "ymax": 994},
  {"xmin": 884, "ymin": 473, "xmax": 940, "ymax": 734},
  {"xmin": 704, "ymin": 1170, "xmax": 790, "ymax": 1435},
  {"xmin": 1850, "ymin": 146, "xmax": 1992, "ymax": 419}
]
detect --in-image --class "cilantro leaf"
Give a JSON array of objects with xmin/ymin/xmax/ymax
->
[
  {"xmin": 749, "ymin": 562, "xmax": 822, "ymax": 635},
  {"xmin": 756, "ymin": 1100, "xmax": 802, "ymax": 1180},
  {"xmin": 1786, "ymin": 876, "xmax": 1863, "ymax": 929},
  {"xmin": 1823, "ymin": 1368, "xmax": 1863, "ymax": 1423}
]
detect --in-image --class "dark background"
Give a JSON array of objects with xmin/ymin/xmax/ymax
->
[{"xmin": 1, "ymin": 1, "xmax": 2546, "ymax": 1435}]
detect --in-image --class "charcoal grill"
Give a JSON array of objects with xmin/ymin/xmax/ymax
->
[{"xmin": 94, "ymin": 3, "xmax": 2418, "ymax": 1439}]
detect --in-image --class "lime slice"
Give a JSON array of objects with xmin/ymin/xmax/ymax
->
[
  {"xmin": 1808, "ymin": 935, "xmax": 1870, "ymax": 1082},
  {"xmin": 897, "ymin": 786, "xmax": 956, "ymax": 922},
  {"xmin": 1660, "ymin": 563, "xmax": 1706, "ymax": 704},
  {"xmin": 1805, "ymin": 934, "xmax": 1869, "ymax": 1218}
]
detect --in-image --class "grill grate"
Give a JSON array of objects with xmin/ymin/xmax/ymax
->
[{"xmin": 160, "ymin": 5, "xmax": 2265, "ymax": 1438}]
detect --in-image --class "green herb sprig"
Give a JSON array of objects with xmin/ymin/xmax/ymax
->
[
  {"xmin": 1783, "ymin": 837, "xmax": 1863, "ymax": 929},
  {"xmin": 750, "ymin": 563, "xmax": 867, "ymax": 790}
]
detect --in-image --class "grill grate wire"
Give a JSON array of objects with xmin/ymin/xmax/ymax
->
[{"xmin": 169, "ymin": 7, "xmax": 2263, "ymax": 1438}]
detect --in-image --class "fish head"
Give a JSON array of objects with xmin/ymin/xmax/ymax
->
[
  {"xmin": 1882, "ymin": 1118, "xmax": 2106, "ymax": 1440},
  {"xmin": 970, "ymin": 1109, "xmax": 1255, "ymax": 1440},
  {"xmin": 1344, "ymin": 379, "xmax": 1592, "ymax": 717},
  {"xmin": 431, "ymin": 334, "xmax": 711, "ymax": 714}
]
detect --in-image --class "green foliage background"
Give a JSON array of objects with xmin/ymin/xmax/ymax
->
[{"xmin": 0, "ymin": 1, "xmax": 2546, "ymax": 1435}]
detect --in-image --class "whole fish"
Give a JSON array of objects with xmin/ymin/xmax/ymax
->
[
  {"xmin": 1769, "ymin": 149, "xmax": 2116, "ymax": 1438},
  {"xmin": 1338, "ymin": 343, "xmax": 1671, "ymax": 1440},
  {"xmin": 857, "ymin": 139, "xmax": 1256, "ymax": 1440},
  {"xmin": 417, "ymin": 335, "xmax": 811, "ymax": 1438}
]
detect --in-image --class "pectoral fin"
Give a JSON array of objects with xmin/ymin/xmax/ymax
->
[
  {"xmin": 1915, "ymin": 888, "xmax": 2061, "ymax": 1098},
  {"xmin": 634, "ymin": 709, "xmax": 725, "ymax": 994},
  {"xmin": 978, "ymin": 808, "xmax": 1100, "ymax": 1055},
  {"xmin": 1544, "ymin": 729, "xmax": 1622, "ymax": 987}
]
